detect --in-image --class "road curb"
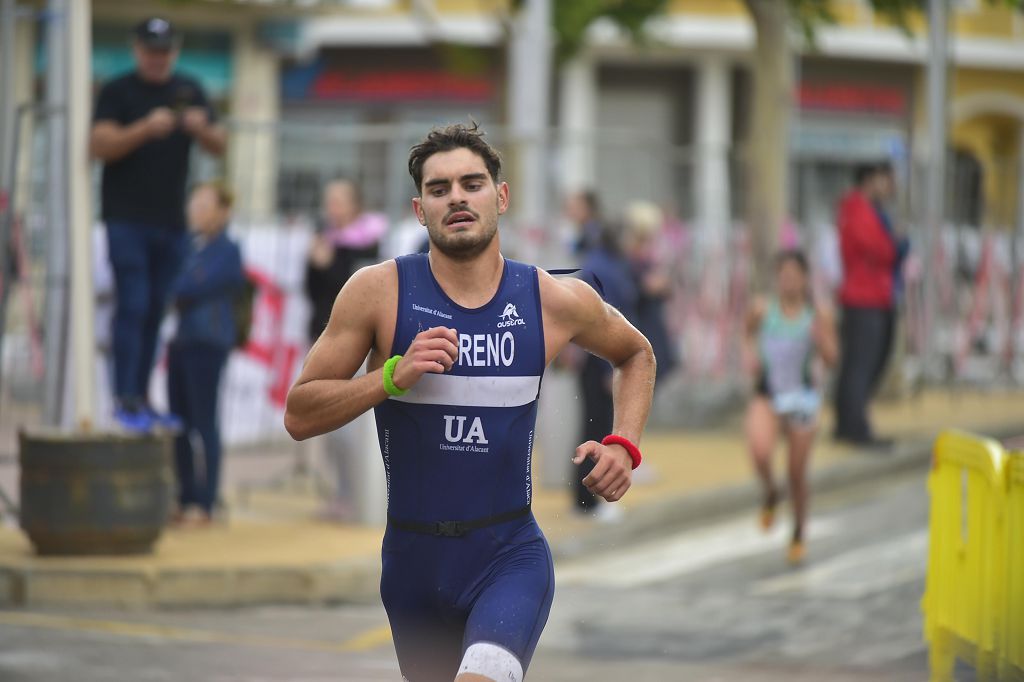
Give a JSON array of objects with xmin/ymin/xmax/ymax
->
[
  {"xmin": 0, "ymin": 556, "xmax": 382, "ymax": 609},
  {"xmin": 1, "ymin": 424, "xmax": 1018, "ymax": 609}
]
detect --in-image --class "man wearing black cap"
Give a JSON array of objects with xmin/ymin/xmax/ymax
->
[{"xmin": 90, "ymin": 17, "xmax": 227, "ymax": 432}]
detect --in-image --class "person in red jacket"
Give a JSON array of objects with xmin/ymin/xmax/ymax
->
[{"xmin": 833, "ymin": 162, "xmax": 906, "ymax": 446}]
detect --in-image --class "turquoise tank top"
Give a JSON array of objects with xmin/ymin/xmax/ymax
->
[{"xmin": 759, "ymin": 299, "xmax": 819, "ymax": 416}]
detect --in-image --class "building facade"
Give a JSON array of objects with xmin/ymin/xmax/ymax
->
[{"xmin": 71, "ymin": 0, "xmax": 1024, "ymax": 236}]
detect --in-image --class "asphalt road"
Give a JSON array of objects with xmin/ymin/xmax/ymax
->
[{"xmin": 0, "ymin": 469, "xmax": 940, "ymax": 681}]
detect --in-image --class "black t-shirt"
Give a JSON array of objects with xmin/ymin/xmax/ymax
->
[
  {"xmin": 304, "ymin": 241, "xmax": 380, "ymax": 342},
  {"xmin": 93, "ymin": 72, "xmax": 216, "ymax": 228}
]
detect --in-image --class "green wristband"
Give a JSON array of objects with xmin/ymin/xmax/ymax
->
[{"xmin": 382, "ymin": 355, "xmax": 408, "ymax": 397}]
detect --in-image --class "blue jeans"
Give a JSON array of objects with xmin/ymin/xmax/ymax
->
[
  {"xmin": 167, "ymin": 341, "xmax": 229, "ymax": 513},
  {"xmin": 105, "ymin": 222, "xmax": 189, "ymax": 406}
]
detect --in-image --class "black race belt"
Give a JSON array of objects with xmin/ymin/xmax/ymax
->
[{"xmin": 387, "ymin": 505, "xmax": 531, "ymax": 538}]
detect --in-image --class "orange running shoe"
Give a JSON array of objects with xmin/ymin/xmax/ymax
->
[
  {"xmin": 787, "ymin": 540, "xmax": 806, "ymax": 566},
  {"xmin": 759, "ymin": 505, "xmax": 776, "ymax": 532}
]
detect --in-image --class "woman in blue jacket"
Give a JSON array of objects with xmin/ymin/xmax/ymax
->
[{"xmin": 167, "ymin": 180, "xmax": 244, "ymax": 526}]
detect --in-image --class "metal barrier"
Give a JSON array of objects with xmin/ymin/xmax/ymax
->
[{"xmin": 923, "ymin": 430, "xmax": 1023, "ymax": 681}]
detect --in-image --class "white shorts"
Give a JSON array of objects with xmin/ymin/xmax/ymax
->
[{"xmin": 772, "ymin": 389, "xmax": 820, "ymax": 426}]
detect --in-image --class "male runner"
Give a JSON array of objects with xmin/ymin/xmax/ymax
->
[{"xmin": 284, "ymin": 123, "xmax": 655, "ymax": 682}]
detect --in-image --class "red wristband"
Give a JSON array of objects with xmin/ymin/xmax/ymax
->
[{"xmin": 601, "ymin": 434, "xmax": 642, "ymax": 470}]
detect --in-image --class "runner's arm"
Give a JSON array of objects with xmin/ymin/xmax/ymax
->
[
  {"xmin": 744, "ymin": 297, "xmax": 766, "ymax": 379},
  {"xmin": 284, "ymin": 264, "xmax": 389, "ymax": 440},
  {"xmin": 566, "ymin": 279, "xmax": 655, "ymax": 445},
  {"xmin": 544, "ymin": 275, "xmax": 655, "ymax": 502},
  {"xmin": 284, "ymin": 262, "xmax": 459, "ymax": 440}
]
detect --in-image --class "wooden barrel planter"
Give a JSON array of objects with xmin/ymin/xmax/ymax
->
[{"xmin": 18, "ymin": 430, "xmax": 174, "ymax": 556}]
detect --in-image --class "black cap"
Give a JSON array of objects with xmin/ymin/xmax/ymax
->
[{"xmin": 134, "ymin": 17, "xmax": 178, "ymax": 50}]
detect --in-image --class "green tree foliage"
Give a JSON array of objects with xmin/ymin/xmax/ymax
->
[{"xmin": 535, "ymin": 0, "xmax": 1021, "ymax": 60}]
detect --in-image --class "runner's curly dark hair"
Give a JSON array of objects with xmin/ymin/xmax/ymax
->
[{"xmin": 408, "ymin": 122, "xmax": 503, "ymax": 193}]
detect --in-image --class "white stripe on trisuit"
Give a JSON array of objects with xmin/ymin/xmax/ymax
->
[{"xmin": 389, "ymin": 374, "xmax": 540, "ymax": 408}]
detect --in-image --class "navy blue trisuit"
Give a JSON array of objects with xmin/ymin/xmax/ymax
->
[{"xmin": 373, "ymin": 253, "xmax": 555, "ymax": 681}]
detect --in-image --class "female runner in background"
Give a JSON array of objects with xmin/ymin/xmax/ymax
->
[{"xmin": 745, "ymin": 250, "xmax": 839, "ymax": 565}]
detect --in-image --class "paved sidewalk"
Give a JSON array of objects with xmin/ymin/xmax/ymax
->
[{"xmin": 1, "ymin": 388, "xmax": 1022, "ymax": 608}]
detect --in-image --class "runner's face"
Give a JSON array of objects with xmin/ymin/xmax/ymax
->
[
  {"xmin": 413, "ymin": 148, "xmax": 508, "ymax": 261},
  {"xmin": 777, "ymin": 260, "xmax": 807, "ymax": 301}
]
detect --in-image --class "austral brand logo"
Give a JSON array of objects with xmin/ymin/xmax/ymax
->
[{"xmin": 497, "ymin": 302, "xmax": 526, "ymax": 328}]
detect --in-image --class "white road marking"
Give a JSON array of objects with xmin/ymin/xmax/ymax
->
[
  {"xmin": 750, "ymin": 529, "xmax": 928, "ymax": 599},
  {"xmin": 555, "ymin": 516, "xmax": 841, "ymax": 588}
]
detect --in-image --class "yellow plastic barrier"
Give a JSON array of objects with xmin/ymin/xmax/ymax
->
[
  {"xmin": 923, "ymin": 430, "xmax": 1007, "ymax": 682},
  {"xmin": 1003, "ymin": 450, "xmax": 1024, "ymax": 680}
]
